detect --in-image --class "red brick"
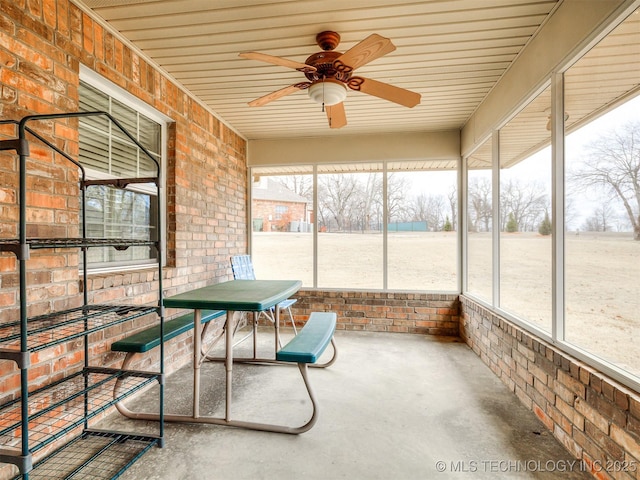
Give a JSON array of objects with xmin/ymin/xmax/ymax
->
[
  {"xmin": 630, "ymin": 397, "xmax": 640, "ymax": 419},
  {"xmin": 19, "ymin": 93, "xmax": 55, "ymax": 113},
  {"xmin": 610, "ymin": 425, "xmax": 640, "ymax": 461},
  {"xmin": 614, "ymin": 389, "xmax": 630, "ymax": 411},
  {"xmin": 93, "ymin": 21, "xmax": 103, "ymax": 61},
  {"xmin": 26, "ymin": 191, "xmax": 67, "ymax": 209},
  {"xmin": 575, "ymin": 397, "xmax": 610, "ymax": 434},
  {"xmin": 558, "ymin": 369, "xmax": 586, "ymax": 399},
  {"xmin": 534, "ymin": 402, "xmax": 554, "ymax": 430},
  {"xmin": 2, "ymin": 69, "xmax": 54, "ymax": 103}
]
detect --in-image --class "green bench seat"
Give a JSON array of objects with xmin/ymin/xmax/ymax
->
[
  {"xmin": 276, "ymin": 312, "xmax": 336, "ymax": 364},
  {"xmin": 111, "ymin": 309, "xmax": 226, "ymax": 353}
]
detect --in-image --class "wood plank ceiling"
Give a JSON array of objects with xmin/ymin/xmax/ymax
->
[{"xmin": 76, "ymin": 0, "xmax": 563, "ymax": 140}]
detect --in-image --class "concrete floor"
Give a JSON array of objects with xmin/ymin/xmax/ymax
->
[{"xmin": 102, "ymin": 328, "xmax": 592, "ymax": 480}]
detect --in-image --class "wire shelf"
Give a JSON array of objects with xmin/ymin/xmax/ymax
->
[
  {"xmin": 0, "ymin": 367, "xmax": 159, "ymax": 454},
  {"xmin": 0, "ymin": 305, "xmax": 157, "ymax": 353},
  {"xmin": 16, "ymin": 431, "xmax": 159, "ymax": 480},
  {"xmin": 0, "ymin": 238, "xmax": 156, "ymax": 253}
]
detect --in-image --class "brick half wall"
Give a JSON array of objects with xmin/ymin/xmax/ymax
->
[
  {"xmin": 459, "ymin": 295, "xmax": 640, "ymax": 479},
  {"xmin": 291, "ymin": 290, "xmax": 460, "ymax": 336}
]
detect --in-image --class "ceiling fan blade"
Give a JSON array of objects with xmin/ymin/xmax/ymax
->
[
  {"xmin": 333, "ymin": 34, "xmax": 396, "ymax": 72},
  {"xmin": 239, "ymin": 52, "xmax": 316, "ymax": 73},
  {"xmin": 326, "ymin": 102, "xmax": 347, "ymax": 129},
  {"xmin": 349, "ymin": 76, "xmax": 421, "ymax": 108},
  {"xmin": 248, "ymin": 83, "xmax": 309, "ymax": 107}
]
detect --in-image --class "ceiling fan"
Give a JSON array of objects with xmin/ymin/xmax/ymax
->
[{"xmin": 239, "ymin": 31, "xmax": 421, "ymax": 129}]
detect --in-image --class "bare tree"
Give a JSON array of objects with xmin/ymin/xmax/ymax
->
[
  {"xmin": 318, "ymin": 172, "xmax": 384, "ymax": 232},
  {"xmin": 410, "ymin": 193, "xmax": 430, "ymax": 223},
  {"xmin": 426, "ymin": 195, "xmax": 447, "ymax": 231},
  {"xmin": 571, "ymin": 121, "xmax": 640, "ymax": 240},
  {"xmin": 357, "ymin": 173, "xmax": 383, "ymax": 231},
  {"xmin": 318, "ymin": 174, "xmax": 359, "ymax": 230},
  {"xmin": 564, "ymin": 197, "xmax": 579, "ymax": 231},
  {"xmin": 581, "ymin": 201, "xmax": 616, "ymax": 232},
  {"xmin": 467, "ymin": 176, "xmax": 492, "ymax": 232},
  {"xmin": 316, "ymin": 170, "xmax": 457, "ymax": 233},
  {"xmin": 447, "ymin": 186, "xmax": 457, "ymax": 231},
  {"xmin": 276, "ymin": 175, "xmax": 313, "ymax": 199},
  {"xmin": 387, "ymin": 173, "xmax": 411, "ymax": 222},
  {"xmin": 499, "ymin": 178, "xmax": 549, "ymax": 232},
  {"xmin": 409, "ymin": 193, "xmax": 446, "ymax": 230}
]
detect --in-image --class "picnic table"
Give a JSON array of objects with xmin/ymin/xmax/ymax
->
[
  {"xmin": 162, "ymin": 279, "xmax": 302, "ymax": 424},
  {"xmin": 115, "ymin": 279, "xmax": 337, "ymax": 434}
]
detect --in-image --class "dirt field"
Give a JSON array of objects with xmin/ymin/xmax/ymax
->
[{"xmin": 252, "ymin": 231, "xmax": 639, "ymax": 378}]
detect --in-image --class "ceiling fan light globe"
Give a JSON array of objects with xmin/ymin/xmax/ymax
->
[{"xmin": 308, "ymin": 81, "xmax": 347, "ymax": 106}]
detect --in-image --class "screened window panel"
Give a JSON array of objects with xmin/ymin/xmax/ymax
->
[
  {"xmin": 251, "ymin": 174, "xmax": 314, "ymax": 287},
  {"xmin": 498, "ymin": 87, "xmax": 552, "ymax": 332}
]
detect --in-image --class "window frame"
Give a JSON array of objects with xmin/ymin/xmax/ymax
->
[
  {"xmin": 249, "ymin": 160, "xmax": 461, "ymax": 293},
  {"xmin": 79, "ymin": 66, "xmax": 170, "ymax": 273}
]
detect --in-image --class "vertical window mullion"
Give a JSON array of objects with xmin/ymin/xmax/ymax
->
[
  {"xmin": 313, "ymin": 165, "xmax": 318, "ymax": 289},
  {"xmin": 492, "ymin": 130, "xmax": 500, "ymax": 308},
  {"xmin": 382, "ymin": 162, "xmax": 388, "ymax": 290},
  {"xmin": 461, "ymin": 158, "xmax": 468, "ymax": 293},
  {"xmin": 457, "ymin": 157, "xmax": 464, "ymax": 294},
  {"xmin": 108, "ymin": 96, "xmax": 113, "ymax": 176},
  {"xmin": 136, "ymin": 113, "xmax": 141, "ymax": 177},
  {"xmin": 551, "ymin": 72, "xmax": 565, "ymax": 342}
]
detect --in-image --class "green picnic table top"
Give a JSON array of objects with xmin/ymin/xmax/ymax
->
[{"xmin": 162, "ymin": 279, "xmax": 302, "ymax": 312}]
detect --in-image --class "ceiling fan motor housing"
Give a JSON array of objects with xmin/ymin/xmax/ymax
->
[
  {"xmin": 316, "ymin": 31, "xmax": 341, "ymax": 51},
  {"xmin": 304, "ymin": 51, "xmax": 351, "ymax": 83}
]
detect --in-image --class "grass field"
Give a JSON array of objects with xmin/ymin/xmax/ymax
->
[{"xmin": 252, "ymin": 231, "xmax": 639, "ymax": 378}]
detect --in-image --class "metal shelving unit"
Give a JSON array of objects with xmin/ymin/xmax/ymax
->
[{"xmin": 0, "ymin": 112, "xmax": 165, "ymax": 479}]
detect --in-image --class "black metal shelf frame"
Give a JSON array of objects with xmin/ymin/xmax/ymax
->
[
  {"xmin": 0, "ymin": 112, "xmax": 166, "ymax": 479},
  {"xmin": 0, "ymin": 367, "xmax": 158, "ymax": 454},
  {"xmin": 0, "ymin": 305, "xmax": 157, "ymax": 353},
  {"xmin": 13, "ymin": 431, "xmax": 159, "ymax": 480},
  {"xmin": 0, "ymin": 238, "xmax": 157, "ymax": 254}
]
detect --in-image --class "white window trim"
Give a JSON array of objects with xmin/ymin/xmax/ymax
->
[{"xmin": 79, "ymin": 65, "xmax": 170, "ymax": 271}]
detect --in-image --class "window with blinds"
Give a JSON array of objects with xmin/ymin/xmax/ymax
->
[{"xmin": 78, "ymin": 81, "xmax": 162, "ymax": 270}]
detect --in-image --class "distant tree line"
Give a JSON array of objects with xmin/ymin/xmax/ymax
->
[
  {"xmin": 274, "ymin": 120, "xmax": 639, "ymax": 239},
  {"xmin": 277, "ymin": 173, "xmax": 457, "ymax": 233},
  {"xmin": 469, "ymin": 120, "xmax": 639, "ymax": 238},
  {"xmin": 467, "ymin": 176, "xmax": 551, "ymax": 234}
]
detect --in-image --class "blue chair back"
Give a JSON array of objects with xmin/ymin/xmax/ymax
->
[{"xmin": 230, "ymin": 255, "xmax": 257, "ymax": 280}]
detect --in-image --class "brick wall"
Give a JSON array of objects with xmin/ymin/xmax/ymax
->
[
  {"xmin": 0, "ymin": 2, "xmax": 246, "ymax": 472},
  {"xmin": 252, "ymin": 199, "xmax": 306, "ymax": 232},
  {"xmin": 291, "ymin": 290, "xmax": 460, "ymax": 335},
  {"xmin": 460, "ymin": 295, "xmax": 640, "ymax": 480}
]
